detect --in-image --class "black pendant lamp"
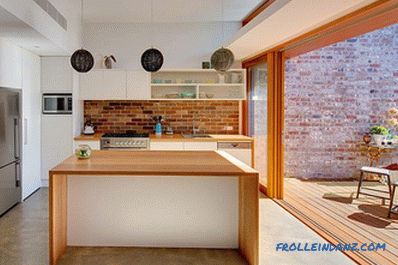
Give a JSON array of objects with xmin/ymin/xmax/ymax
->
[
  {"xmin": 141, "ymin": 48, "xmax": 163, "ymax": 72},
  {"xmin": 141, "ymin": 0, "xmax": 164, "ymax": 72},
  {"xmin": 211, "ymin": 0, "xmax": 234, "ymax": 74},
  {"xmin": 211, "ymin": 47, "xmax": 234, "ymax": 74},
  {"xmin": 71, "ymin": 0, "xmax": 94, "ymax": 73},
  {"xmin": 71, "ymin": 49, "xmax": 94, "ymax": 73}
]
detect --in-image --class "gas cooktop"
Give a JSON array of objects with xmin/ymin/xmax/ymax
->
[{"xmin": 102, "ymin": 133, "xmax": 149, "ymax": 138}]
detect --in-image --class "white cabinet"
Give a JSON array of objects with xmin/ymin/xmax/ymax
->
[
  {"xmin": 80, "ymin": 70, "xmax": 126, "ymax": 100},
  {"xmin": 21, "ymin": 50, "xmax": 42, "ymax": 199},
  {"xmin": 0, "ymin": 39, "xmax": 22, "ymax": 89},
  {"xmin": 73, "ymin": 140, "xmax": 100, "ymax": 150},
  {"xmin": 150, "ymin": 142, "xmax": 184, "ymax": 150},
  {"xmin": 80, "ymin": 71, "xmax": 103, "ymax": 99},
  {"xmin": 217, "ymin": 142, "xmax": 253, "ymax": 167},
  {"xmin": 41, "ymin": 115, "xmax": 73, "ymax": 185},
  {"xmin": 184, "ymin": 142, "xmax": 217, "ymax": 150},
  {"xmin": 126, "ymin": 70, "xmax": 150, "ymax": 99},
  {"xmin": 41, "ymin": 57, "xmax": 72, "ymax": 92},
  {"xmin": 150, "ymin": 141, "xmax": 217, "ymax": 151},
  {"xmin": 104, "ymin": 71, "xmax": 126, "ymax": 98}
]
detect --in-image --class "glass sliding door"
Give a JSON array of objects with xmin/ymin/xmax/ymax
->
[{"xmin": 248, "ymin": 62, "xmax": 268, "ymax": 185}]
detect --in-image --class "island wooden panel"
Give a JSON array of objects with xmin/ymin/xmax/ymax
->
[
  {"xmin": 49, "ymin": 151, "xmax": 259, "ymax": 265},
  {"xmin": 50, "ymin": 151, "xmax": 258, "ymax": 177},
  {"xmin": 239, "ymin": 175, "xmax": 259, "ymax": 265},
  {"xmin": 49, "ymin": 174, "xmax": 67, "ymax": 265}
]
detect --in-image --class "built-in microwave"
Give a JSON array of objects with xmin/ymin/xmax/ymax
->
[{"xmin": 42, "ymin": 93, "xmax": 72, "ymax": 114}]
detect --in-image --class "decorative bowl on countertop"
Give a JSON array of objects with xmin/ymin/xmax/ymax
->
[
  {"xmin": 75, "ymin": 144, "xmax": 92, "ymax": 159},
  {"xmin": 181, "ymin": 92, "xmax": 196, "ymax": 98}
]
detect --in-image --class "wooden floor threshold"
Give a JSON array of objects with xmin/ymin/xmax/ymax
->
[{"xmin": 274, "ymin": 199, "xmax": 376, "ymax": 265}]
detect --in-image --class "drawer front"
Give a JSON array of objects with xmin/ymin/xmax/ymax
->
[
  {"xmin": 184, "ymin": 142, "xmax": 218, "ymax": 151},
  {"xmin": 150, "ymin": 142, "xmax": 184, "ymax": 150},
  {"xmin": 74, "ymin": 140, "xmax": 100, "ymax": 151},
  {"xmin": 220, "ymin": 149, "xmax": 252, "ymax": 166},
  {"xmin": 217, "ymin": 142, "xmax": 252, "ymax": 149}
]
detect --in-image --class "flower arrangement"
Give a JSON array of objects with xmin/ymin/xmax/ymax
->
[
  {"xmin": 387, "ymin": 107, "xmax": 398, "ymax": 129},
  {"xmin": 369, "ymin": 125, "xmax": 389, "ymax": 135}
]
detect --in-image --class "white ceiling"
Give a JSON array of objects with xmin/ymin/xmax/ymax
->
[
  {"xmin": 0, "ymin": 5, "xmax": 65, "ymax": 55},
  {"xmin": 227, "ymin": 0, "xmax": 377, "ymax": 60},
  {"xmin": 83, "ymin": 0, "xmax": 263, "ymax": 23}
]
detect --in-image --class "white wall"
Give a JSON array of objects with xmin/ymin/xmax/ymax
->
[
  {"xmin": 0, "ymin": 38, "xmax": 22, "ymax": 89},
  {"xmin": 21, "ymin": 49, "xmax": 42, "ymax": 199},
  {"xmin": 72, "ymin": 71, "xmax": 83, "ymax": 136},
  {"xmin": 83, "ymin": 22, "xmax": 241, "ymax": 69}
]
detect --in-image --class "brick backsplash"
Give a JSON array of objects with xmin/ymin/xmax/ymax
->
[
  {"xmin": 284, "ymin": 23, "xmax": 398, "ymax": 180},
  {"xmin": 84, "ymin": 100, "xmax": 240, "ymax": 134}
]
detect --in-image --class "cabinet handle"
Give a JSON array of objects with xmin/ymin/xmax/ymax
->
[{"xmin": 24, "ymin": 118, "xmax": 28, "ymax": 145}]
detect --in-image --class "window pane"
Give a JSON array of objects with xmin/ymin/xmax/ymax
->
[{"xmin": 248, "ymin": 63, "xmax": 267, "ymax": 184}]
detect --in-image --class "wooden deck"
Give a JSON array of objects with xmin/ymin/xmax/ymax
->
[{"xmin": 276, "ymin": 178, "xmax": 398, "ymax": 265}]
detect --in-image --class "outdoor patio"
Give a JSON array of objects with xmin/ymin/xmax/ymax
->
[{"xmin": 278, "ymin": 178, "xmax": 398, "ymax": 265}]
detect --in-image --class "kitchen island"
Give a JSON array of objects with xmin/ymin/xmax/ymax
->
[{"xmin": 49, "ymin": 150, "xmax": 259, "ymax": 265}]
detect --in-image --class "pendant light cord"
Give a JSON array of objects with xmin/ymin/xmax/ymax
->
[
  {"xmin": 221, "ymin": 0, "xmax": 224, "ymax": 48},
  {"xmin": 81, "ymin": 0, "xmax": 84, "ymax": 49},
  {"xmin": 151, "ymin": 0, "xmax": 154, "ymax": 48}
]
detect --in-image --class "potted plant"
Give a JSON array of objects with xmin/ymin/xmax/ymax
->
[{"xmin": 369, "ymin": 125, "xmax": 389, "ymax": 146}]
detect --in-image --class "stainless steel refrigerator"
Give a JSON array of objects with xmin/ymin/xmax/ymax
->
[{"xmin": 0, "ymin": 88, "xmax": 21, "ymax": 216}]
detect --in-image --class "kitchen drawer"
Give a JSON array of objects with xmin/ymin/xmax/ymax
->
[
  {"xmin": 184, "ymin": 142, "xmax": 217, "ymax": 151},
  {"xmin": 217, "ymin": 142, "xmax": 252, "ymax": 149},
  {"xmin": 218, "ymin": 141, "xmax": 253, "ymax": 166},
  {"xmin": 150, "ymin": 142, "xmax": 184, "ymax": 150},
  {"xmin": 74, "ymin": 140, "xmax": 100, "ymax": 150}
]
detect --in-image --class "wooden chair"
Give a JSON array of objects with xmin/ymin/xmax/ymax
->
[
  {"xmin": 356, "ymin": 167, "xmax": 392, "ymax": 203},
  {"xmin": 356, "ymin": 166, "xmax": 398, "ymax": 218},
  {"xmin": 389, "ymin": 183, "xmax": 398, "ymax": 218}
]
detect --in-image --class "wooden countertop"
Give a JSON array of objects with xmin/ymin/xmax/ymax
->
[
  {"xmin": 74, "ymin": 133, "xmax": 253, "ymax": 142},
  {"xmin": 74, "ymin": 133, "xmax": 102, "ymax": 141},
  {"xmin": 50, "ymin": 150, "xmax": 257, "ymax": 177},
  {"xmin": 149, "ymin": 134, "xmax": 253, "ymax": 142}
]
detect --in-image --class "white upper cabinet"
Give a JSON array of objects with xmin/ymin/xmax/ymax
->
[
  {"xmin": 80, "ymin": 70, "xmax": 103, "ymax": 99},
  {"xmin": 104, "ymin": 71, "xmax": 126, "ymax": 99},
  {"xmin": 41, "ymin": 57, "xmax": 72, "ymax": 92},
  {"xmin": 126, "ymin": 70, "xmax": 150, "ymax": 100},
  {"xmin": 0, "ymin": 39, "xmax": 22, "ymax": 89},
  {"xmin": 80, "ymin": 70, "xmax": 126, "ymax": 100}
]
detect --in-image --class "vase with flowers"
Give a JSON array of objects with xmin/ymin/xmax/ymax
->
[
  {"xmin": 386, "ymin": 107, "xmax": 398, "ymax": 145},
  {"xmin": 369, "ymin": 125, "xmax": 389, "ymax": 146}
]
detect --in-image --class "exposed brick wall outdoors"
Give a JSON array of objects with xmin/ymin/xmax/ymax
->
[
  {"xmin": 284, "ymin": 23, "xmax": 398, "ymax": 180},
  {"xmin": 84, "ymin": 100, "xmax": 240, "ymax": 134}
]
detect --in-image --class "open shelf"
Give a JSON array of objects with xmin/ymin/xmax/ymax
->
[{"xmin": 150, "ymin": 69, "xmax": 246, "ymax": 100}]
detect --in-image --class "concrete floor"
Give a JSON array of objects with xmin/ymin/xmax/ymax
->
[{"xmin": 0, "ymin": 189, "xmax": 353, "ymax": 265}]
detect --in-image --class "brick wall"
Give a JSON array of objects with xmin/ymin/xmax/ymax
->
[
  {"xmin": 84, "ymin": 100, "xmax": 240, "ymax": 134},
  {"xmin": 284, "ymin": 23, "xmax": 398, "ymax": 180}
]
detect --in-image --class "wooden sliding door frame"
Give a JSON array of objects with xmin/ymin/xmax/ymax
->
[
  {"xmin": 242, "ymin": 52, "xmax": 284, "ymax": 199},
  {"xmin": 266, "ymin": 52, "xmax": 284, "ymax": 199},
  {"xmin": 242, "ymin": 0, "xmax": 398, "ymax": 199}
]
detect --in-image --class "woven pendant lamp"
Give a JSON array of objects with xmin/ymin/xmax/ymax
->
[
  {"xmin": 70, "ymin": 0, "xmax": 94, "ymax": 73},
  {"xmin": 211, "ymin": 0, "xmax": 234, "ymax": 74},
  {"xmin": 141, "ymin": 0, "xmax": 164, "ymax": 72}
]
